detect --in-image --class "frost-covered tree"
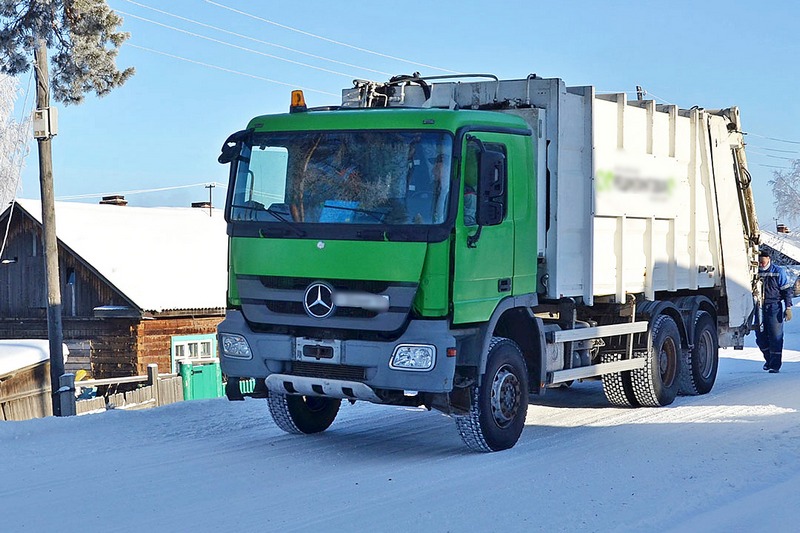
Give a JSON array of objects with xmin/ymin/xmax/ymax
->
[
  {"xmin": 769, "ymin": 159, "xmax": 800, "ymax": 226},
  {"xmin": 0, "ymin": 73, "xmax": 30, "ymax": 208},
  {"xmin": 0, "ymin": 0, "xmax": 133, "ymax": 105}
]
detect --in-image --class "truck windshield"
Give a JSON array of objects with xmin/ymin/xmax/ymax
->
[{"xmin": 229, "ymin": 130, "xmax": 453, "ymax": 226}]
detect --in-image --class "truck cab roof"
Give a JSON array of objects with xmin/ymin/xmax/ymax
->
[{"xmin": 246, "ymin": 107, "xmax": 531, "ymax": 135}]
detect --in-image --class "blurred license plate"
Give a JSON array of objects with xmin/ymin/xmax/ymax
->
[{"xmin": 295, "ymin": 338, "xmax": 341, "ymax": 363}]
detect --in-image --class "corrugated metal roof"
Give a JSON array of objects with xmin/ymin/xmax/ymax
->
[{"xmin": 12, "ymin": 199, "xmax": 228, "ymax": 314}]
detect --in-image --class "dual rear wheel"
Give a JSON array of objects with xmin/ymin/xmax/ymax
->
[{"xmin": 602, "ymin": 312, "xmax": 718, "ymax": 408}]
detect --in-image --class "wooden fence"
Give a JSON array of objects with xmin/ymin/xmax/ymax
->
[
  {"xmin": 75, "ymin": 364, "xmax": 184, "ymax": 415},
  {"xmin": 0, "ymin": 361, "xmax": 52, "ymax": 421},
  {"xmin": 1, "ymin": 363, "xmax": 183, "ymax": 421}
]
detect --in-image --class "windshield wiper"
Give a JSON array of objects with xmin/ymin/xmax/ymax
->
[
  {"xmin": 263, "ymin": 207, "xmax": 306, "ymax": 237},
  {"xmin": 230, "ymin": 203, "xmax": 306, "ymax": 237},
  {"xmin": 321, "ymin": 204, "xmax": 387, "ymax": 223}
]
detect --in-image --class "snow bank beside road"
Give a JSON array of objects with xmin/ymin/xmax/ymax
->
[{"xmin": 0, "ymin": 340, "xmax": 69, "ymax": 376}]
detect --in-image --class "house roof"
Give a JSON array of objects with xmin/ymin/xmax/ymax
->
[
  {"xmin": 10, "ymin": 199, "xmax": 228, "ymax": 314},
  {"xmin": 761, "ymin": 229, "xmax": 800, "ymax": 264}
]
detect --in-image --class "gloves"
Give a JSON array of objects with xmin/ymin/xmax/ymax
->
[{"xmin": 786, "ymin": 307, "xmax": 793, "ymax": 322}]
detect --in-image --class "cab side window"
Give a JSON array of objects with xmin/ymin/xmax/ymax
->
[
  {"xmin": 463, "ymin": 141, "xmax": 507, "ymax": 227},
  {"xmin": 463, "ymin": 146, "xmax": 479, "ymax": 226}
]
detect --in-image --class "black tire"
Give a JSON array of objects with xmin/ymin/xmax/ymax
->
[
  {"xmin": 455, "ymin": 337, "xmax": 529, "ymax": 452},
  {"xmin": 601, "ymin": 352, "xmax": 639, "ymax": 407},
  {"xmin": 678, "ymin": 312, "xmax": 718, "ymax": 396},
  {"xmin": 267, "ymin": 393, "xmax": 341, "ymax": 434},
  {"xmin": 630, "ymin": 315, "xmax": 681, "ymax": 407}
]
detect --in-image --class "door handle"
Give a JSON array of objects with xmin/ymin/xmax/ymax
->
[{"xmin": 498, "ymin": 278, "xmax": 512, "ymax": 292}]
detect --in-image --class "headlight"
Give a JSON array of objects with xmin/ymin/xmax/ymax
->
[
  {"xmin": 390, "ymin": 344, "xmax": 435, "ymax": 371},
  {"xmin": 220, "ymin": 334, "xmax": 253, "ymax": 359}
]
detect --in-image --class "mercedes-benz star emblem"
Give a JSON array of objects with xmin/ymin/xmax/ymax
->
[{"xmin": 303, "ymin": 282, "xmax": 335, "ymax": 319}]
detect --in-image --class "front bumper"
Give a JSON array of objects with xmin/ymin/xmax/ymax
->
[{"xmin": 217, "ymin": 310, "xmax": 457, "ymax": 396}]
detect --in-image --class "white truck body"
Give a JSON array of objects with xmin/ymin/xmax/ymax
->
[{"xmin": 344, "ymin": 76, "xmax": 760, "ymax": 347}]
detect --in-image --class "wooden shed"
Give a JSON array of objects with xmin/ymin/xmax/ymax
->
[{"xmin": 0, "ymin": 199, "xmax": 228, "ymax": 378}]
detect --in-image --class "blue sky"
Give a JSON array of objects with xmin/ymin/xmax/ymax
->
[{"xmin": 11, "ymin": 0, "xmax": 799, "ymax": 227}]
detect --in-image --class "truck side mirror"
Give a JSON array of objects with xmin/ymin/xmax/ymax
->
[
  {"xmin": 476, "ymin": 149, "xmax": 506, "ymax": 227},
  {"xmin": 218, "ymin": 129, "xmax": 252, "ymax": 164}
]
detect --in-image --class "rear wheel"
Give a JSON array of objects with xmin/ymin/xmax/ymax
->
[
  {"xmin": 679, "ymin": 312, "xmax": 718, "ymax": 396},
  {"xmin": 601, "ymin": 352, "xmax": 639, "ymax": 407},
  {"xmin": 268, "ymin": 394, "xmax": 341, "ymax": 434},
  {"xmin": 630, "ymin": 315, "xmax": 681, "ymax": 407},
  {"xmin": 455, "ymin": 337, "xmax": 529, "ymax": 452}
]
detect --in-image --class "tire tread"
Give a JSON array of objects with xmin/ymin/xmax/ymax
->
[
  {"xmin": 454, "ymin": 336, "xmax": 527, "ymax": 453},
  {"xmin": 630, "ymin": 315, "xmax": 679, "ymax": 407}
]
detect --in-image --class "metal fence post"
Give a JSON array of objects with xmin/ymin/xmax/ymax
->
[
  {"xmin": 147, "ymin": 364, "xmax": 160, "ymax": 407},
  {"xmin": 57, "ymin": 373, "xmax": 76, "ymax": 417}
]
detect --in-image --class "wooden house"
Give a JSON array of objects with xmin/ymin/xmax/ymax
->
[{"xmin": 0, "ymin": 199, "xmax": 228, "ymax": 378}]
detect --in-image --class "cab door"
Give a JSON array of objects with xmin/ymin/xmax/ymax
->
[{"xmin": 452, "ymin": 133, "xmax": 514, "ymax": 324}]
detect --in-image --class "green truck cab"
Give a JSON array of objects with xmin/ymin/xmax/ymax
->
[{"xmin": 218, "ymin": 105, "xmax": 536, "ymax": 451}]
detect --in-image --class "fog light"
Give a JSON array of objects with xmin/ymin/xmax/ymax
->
[
  {"xmin": 220, "ymin": 334, "xmax": 253, "ymax": 359},
  {"xmin": 390, "ymin": 344, "xmax": 435, "ymax": 371}
]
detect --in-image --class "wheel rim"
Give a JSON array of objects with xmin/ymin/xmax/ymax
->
[
  {"xmin": 658, "ymin": 337, "xmax": 678, "ymax": 386},
  {"xmin": 696, "ymin": 329, "xmax": 715, "ymax": 379},
  {"xmin": 490, "ymin": 364, "xmax": 521, "ymax": 429},
  {"xmin": 303, "ymin": 396, "xmax": 328, "ymax": 413}
]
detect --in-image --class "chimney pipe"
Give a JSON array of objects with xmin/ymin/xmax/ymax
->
[{"xmin": 99, "ymin": 195, "xmax": 127, "ymax": 206}]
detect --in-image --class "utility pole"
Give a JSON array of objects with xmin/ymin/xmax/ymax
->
[
  {"xmin": 205, "ymin": 183, "xmax": 215, "ymax": 217},
  {"xmin": 33, "ymin": 39, "xmax": 72, "ymax": 417}
]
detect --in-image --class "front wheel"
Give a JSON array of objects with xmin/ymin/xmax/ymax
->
[
  {"xmin": 268, "ymin": 394, "xmax": 341, "ymax": 434},
  {"xmin": 455, "ymin": 337, "xmax": 529, "ymax": 452}
]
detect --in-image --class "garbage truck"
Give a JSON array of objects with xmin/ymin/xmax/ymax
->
[{"xmin": 216, "ymin": 74, "xmax": 761, "ymax": 452}]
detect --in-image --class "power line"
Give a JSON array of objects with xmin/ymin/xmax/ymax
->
[
  {"xmin": 117, "ymin": 0, "xmax": 392, "ymax": 77},
  {"xmin": 117, "ymin": 10, "xmax": 359, "ymax": 78},
  {"xmin": 640, "ymin": 90, "xmax": 673, "ymax": 105},
  {"xmin": 747, "ymin": 132, "xmax": 800, "ymax": 145},
  {"xmin": 56, "ymin": 181, "xmax": 228, "ymax": 201},
  {"xmin": 204, "ymin": 0, "xmax": 461, "ymax": 75},
  {"xmin": 747, "ymin": 145, "xmax": 800, "ymax": 154},
  {"xmin": 747, "ymin": 149, "xmax": 795, "ymax": 161},
  {"xmin": 126, "ymin": 43, "xmax": 338, "ymax": 96}
]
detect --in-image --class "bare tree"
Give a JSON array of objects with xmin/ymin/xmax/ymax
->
[
  {"xmin": 0, "ymin": 73, "xmax": 31, "ymax": 208},
  {"xmin": 769, "ymin": 159, "xmax": 800, "ymax": 227}
]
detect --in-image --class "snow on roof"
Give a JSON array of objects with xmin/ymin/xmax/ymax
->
[
  {"xmin": 761, "ymin": 229, "xmax": 800, "ymax": 264},
  {"xmin": 12, "ymin": 199, "xmax": 228, "ymax": 314},
  {"xmin": 0, "ymin": 340, "xmax": 68, "ymax": 377}
]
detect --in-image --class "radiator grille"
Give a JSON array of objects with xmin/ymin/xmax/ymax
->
[
  {"xmin": 261, "ymin": 276, "xmax": 390, "ymax": 293},
  {"xmin": 290, "ymin": 362, "xmax": 366, "ymax": 382}
]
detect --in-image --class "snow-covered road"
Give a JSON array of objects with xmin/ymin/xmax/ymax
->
[{"xmin": 2, "ymin": 327, "xmax": 799, "ymax": 532}]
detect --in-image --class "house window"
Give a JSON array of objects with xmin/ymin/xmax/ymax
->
[
  {"xmin": 66, "ymin": 268, "xmax": 76, "ymax": 316},
  {"xmin": 170, "ymin": 334, "xmax": 217, "ymax": 373}
]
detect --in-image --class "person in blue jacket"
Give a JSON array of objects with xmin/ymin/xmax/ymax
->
[{"xmin": 756, "ymin": 251, "xmax": 793, "ymax": 373}]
